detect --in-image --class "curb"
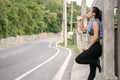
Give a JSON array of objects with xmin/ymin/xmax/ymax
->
[{"xmin": 53, "ymin": 41, "xmax": 73, "ymax": 80}]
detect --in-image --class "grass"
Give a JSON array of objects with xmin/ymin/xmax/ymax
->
[{"xmin": 59, "ymin": 36, "xmax": 80, "ymax": 57}]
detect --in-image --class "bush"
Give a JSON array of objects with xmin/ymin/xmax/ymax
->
[{"xmin": 0, "ymin": 0, "xmax": 63, "ymax": 39}]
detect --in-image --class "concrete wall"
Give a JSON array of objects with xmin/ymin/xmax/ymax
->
[
  {"xmin": 103, "ymin": 0, "xmax": 116, "ymax": 79},
  {"xmin": 117, "ymin": 0, "xmax": 120, "ymax": 79},
  {"xmin": 92, "ymin": 0, "xmax": 104, "ymax": 11},
  {"xmin": 0, "ymin": 33, "xmax": 55, "ymax": 49},
  {"xmin": 92, "ymin": 0, "xmax": 118, "ymax": 80}
]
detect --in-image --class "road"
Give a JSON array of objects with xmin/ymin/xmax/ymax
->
[{"xmin": 0, "ymin": 37, "xmax": 73, "ymax": 80}]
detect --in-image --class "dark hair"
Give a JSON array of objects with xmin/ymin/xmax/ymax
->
[{"xmin": 92, "ymin": 7, "xmax": 102, "ymax": 21}]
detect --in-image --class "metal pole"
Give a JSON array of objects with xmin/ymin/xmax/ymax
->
[
  {"xmin": 61, "ymin": 0, "xmax": 65, "ymax": 43},
  {"xmin": 70, "ymin": 1, "xmax": 73, "ymax": 32},
  {"xmin": 81, "ymin": 0, "xmax": 87, "ymax": 50},
  {"xmin": 64, "ymin": 0, "xmax": 67, "ymax": 47},
  {"xmin": 81, "ymin": 0, "xmax": 87, "ymax": 25}
]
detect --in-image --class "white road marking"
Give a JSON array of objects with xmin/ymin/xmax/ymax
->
[
  {"xmin": 53, "ymin": 41, "xmax": 72, "ymax": 80},
  {"xmin": 14, "ymin": 42, "xmax": 60, "ymax": 80}
]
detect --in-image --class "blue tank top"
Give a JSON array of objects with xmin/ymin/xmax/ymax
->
[{"xmin": 87, "ymin": 18, "xmax": 103, "ymax": 39}]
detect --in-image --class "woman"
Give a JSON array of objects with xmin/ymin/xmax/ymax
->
[{"xmin": 75, "ymin": 7, "xmax": 103, "ymax": 80}]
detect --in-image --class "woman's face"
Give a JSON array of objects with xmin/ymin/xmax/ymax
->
[{"xmin": 87, "ymin": 8, "xmax": 95, "ymax": 19}]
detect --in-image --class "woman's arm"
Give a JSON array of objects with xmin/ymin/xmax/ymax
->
[
  {"xmin": 77, "ymin": 16, "xmax": 87, "ymax": 32},
  {"xmin": 83, "ymin": 21, "xmax": 99, "ymax": 51}
]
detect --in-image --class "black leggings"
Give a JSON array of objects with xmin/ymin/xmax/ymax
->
[{"xmin": 75, "ymin": 42, "xmax": 102, "ymax": 80}]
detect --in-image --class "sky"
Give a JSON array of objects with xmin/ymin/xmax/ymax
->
[{"xmin": 67, "ymin": 0, "xmax": 94, "ymax": 7}]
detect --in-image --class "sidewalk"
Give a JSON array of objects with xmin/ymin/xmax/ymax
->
[
  {"xmin": 71, "ymin": 59, "xmax": 103, "ymax": 80},
  {"xmin": 71, "ymin": 60, "xmax": 89, "ymax": 80}
]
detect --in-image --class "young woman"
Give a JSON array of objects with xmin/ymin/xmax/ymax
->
[{"xmin": 75, "ymin": 7, "xmax": 103, "ymax": 80}]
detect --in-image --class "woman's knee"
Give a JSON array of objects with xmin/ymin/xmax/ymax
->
[
  {"xmin": 75, "ymin": 57, "xmax": 79, "ymax": 63},
  {"xmin": 75, "ymin": 51, "xmax": 89, "ymax": 64},
  {"xmin": 75, "ymin": 56, "xmax": 82, "ymax": 64}
]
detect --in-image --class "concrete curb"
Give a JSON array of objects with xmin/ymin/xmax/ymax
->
[{"xmin": 53, "ymin": 41, "xmax": 73, "ymax": 80}]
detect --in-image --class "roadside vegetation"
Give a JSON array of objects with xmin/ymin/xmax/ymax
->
[
  {"xmin": 67, "ymin": 37, "xmax": 80, "ymax": 57},
  {"xmin": 0, "ymin": 0, "xmax": 83, "ymax": 39},
  {"xmin": 0, "ymin": 0, "xmax": 63, "ymax": 39},
  {"xmin": 59, "ymin": 36, "xmax": 80, "ymax": 57}
]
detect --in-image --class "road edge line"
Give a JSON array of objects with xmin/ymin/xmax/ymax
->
[
  {"xmin": 14, "ymin": 42, "xmax": 60, "ymax": 80},
  {"xmin": 53, "ymin": 41, "xmax": 72, "ymax": 80}
]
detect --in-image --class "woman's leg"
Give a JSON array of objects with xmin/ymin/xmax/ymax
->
[
  {"xmin": 75, "ymin": 50, "xmax": 97, "ymax": 64},
  {"xmin": 75, "ymin": 42, "xmax": 102, "ymax": 80},
  {"xmin": 88, "ymin": 64, "xmax": 96, "ymax": 80},
  {"xmin": 75, "ymin": 52, "xmax": 101, "ymax": 72},
  {"xmin": 75, "ymin": 42, "xmax": 102, "ymax": 64}
]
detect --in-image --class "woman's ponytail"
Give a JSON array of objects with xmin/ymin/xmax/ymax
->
[{"xmin": 92, "ymin": 7, "xmax": 102, "ymax": 21}]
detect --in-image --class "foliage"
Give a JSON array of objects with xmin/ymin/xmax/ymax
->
[
  {"xmin": 114, "ymin": 8, "xmax": 118, "ymax": 23},
  {"xmin": 0, "ymin": 0, "xmax": 89, "ymax": 39},
  {"xmin": 67, "ymin": 2, "xmax": 81, "ymax": 31},
  {"xmin": 0, "ymin": 0, "xmax": 63, "ymax": 39},
  {"xmin": 59, "ymin": 36, "xmax": 80, "ymax": 57},
  {"xmin": 67, "ymin": 2, "xmax": 90, "ymax": 31},
  {"xmin": 67, "ymin": 36, "xmax": 80, "ymax": 57}
]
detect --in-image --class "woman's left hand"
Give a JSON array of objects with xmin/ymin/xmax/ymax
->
[{"xmin": 82, "ymin": 46, "xmax": 90, "ymax": 51}]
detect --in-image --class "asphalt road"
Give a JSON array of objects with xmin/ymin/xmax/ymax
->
[{"xmin": 0, "ymin": 38, "xmax": 73, "ymax": 80}]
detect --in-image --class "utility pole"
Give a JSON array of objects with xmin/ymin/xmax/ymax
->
[
  {"xmin": 81, "ymin": 0, "xmax": 87, "ymax": 25},
  {"xmin": 62, "ymin": 0, "xmax": 67, "ymax": 47},
  {"xmin": 61, "ymin": 0, "xmax": 65, "ymax": 43},
  {"xmin": 77, "ymin": 0, "xmax": 88, "ymax": 51},
  {"xmin": 64, "ymin": 0, "xmax": 67, "ymax": 47},
  {"xmin": 79, "ymin": 0, "xmax": 87, "ymax": 51},
  {"xmin": 70, "ymin": 1, "xmax": 73, "ymax": 32}
]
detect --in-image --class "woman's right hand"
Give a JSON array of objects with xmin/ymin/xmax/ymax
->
[
  {"xmin": 82, "ymin": 14, "xmax": 88, "ymax": 19},
  {"xmin": 77, "ymin": 16, "xmax": 84, "ymax": 21},
  {"xmin": 77, "ymin": 14, "xmax": 87, "ymax": 21}
]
